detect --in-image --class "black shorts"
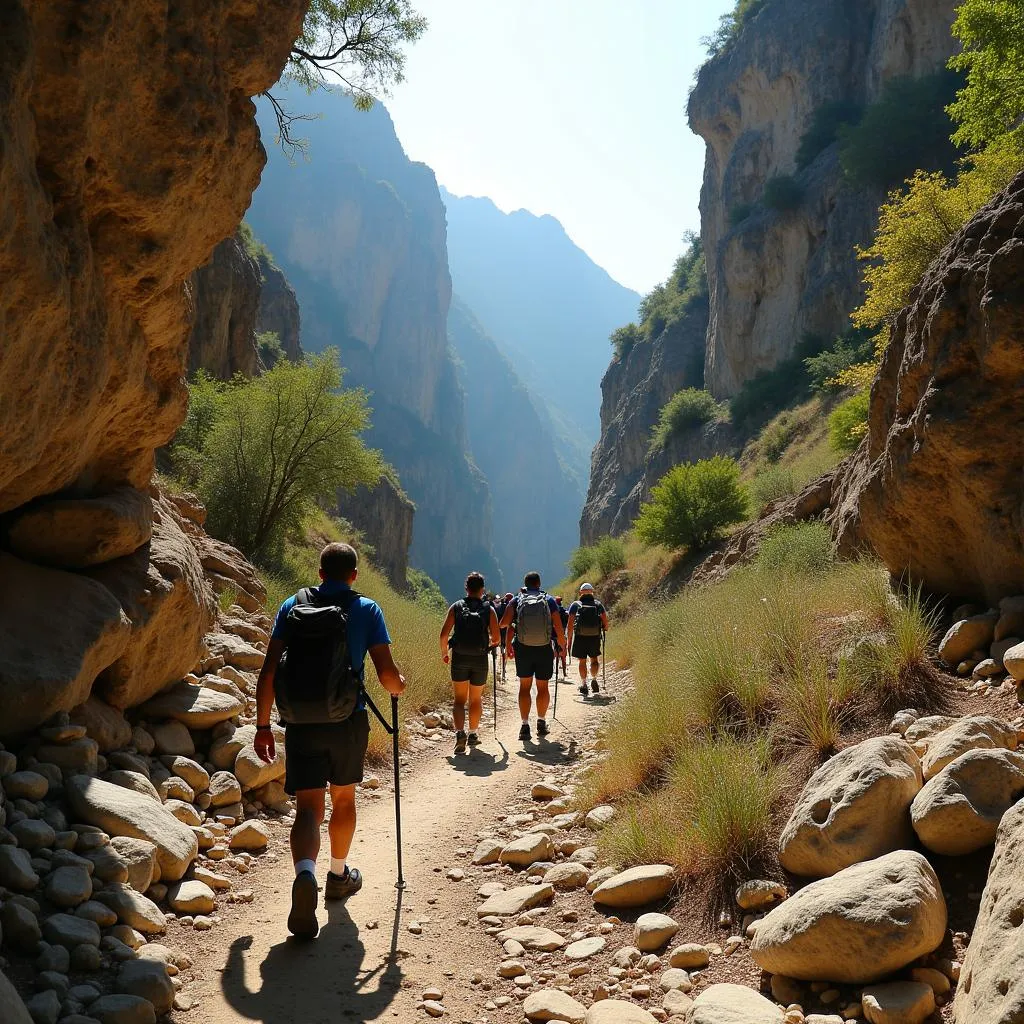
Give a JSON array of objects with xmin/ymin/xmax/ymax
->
[
  {"xmin": 283, "ymin": 711, "xmax": 370, "ymax": 794},
  {"xmin": 451, "ymin": 652, "xmax": 489, "ymax": 686},
  {"xmin": 514, "ymin": 643, "xmax": 554, "ymax": 682},
  {"xmin": 572, "ymin": 635, "xmax": 602, "ymax": 659}
]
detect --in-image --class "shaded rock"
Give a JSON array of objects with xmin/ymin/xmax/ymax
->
[
  {"xmin": 25, "ymin": 990, "xmax": 60, "ymax": 1024},
  {"xmin": 523, "ymin": 989, "xmax": 587, "ymax": 1023},
  {"xmin": 150, "ymin": 720, "xmax": 195, "ymax": 757},
  {"xmin": 477, "ymin": 884, "xmax": 554, "ymax": 917},
  {"xmin": 8, "ymin": 487, "xmax": 153, "ymax": 569},
  {"xmin": 164, "ymin": 799, "xmax": 202, "ymax": 827},
  {"xmin": 43, "ymin": 913, "xmax": 101, "ymax": 949},
  {"xmin": 116, "ymin": 960, "xmax": 174, "ymax": 1016},
  {"xmin": 592, "ymin": 865, "xmax": 675, "ymax": 908},
  {"xmin": 109, "ymin": 837, "xmax": 158, "ymax": 893},
  {"xmin": 862, "ymin": 981, "xmax": 935, "ymax": 1024},
  {"xmin": 94, "ymin": 883, "xmax": 166, "ymax": 935},
  {"xmin": 911, "ymin": 747, "xmax": 1024, "ymax": 855},
  {"xmin": 634, "ymin": 912, "xmax": 680, "ymax": 952},
  {"xmin": 585, "ymin": 805, "xmax": 616, "ymax": 830},
  {"xmin": 938, "ymin": 615, "xmax": 999, "ymax": 666},
  {"xmin": 70, "ymin": 698, "xmax": 132, "ymax": 752},
  {"xmin": 83, "ymin": 845, "xmax": 130, "ymax": 884},
  {"xmin": 921, "ymin": 716, "xmax": 1018, "ymax": 780},
  {"xmin": 1, "ymin": 900, "xmax": 41, "ymax": 950},
  {"xmin": 4, "ymin": 770, "xmax": 49, "ymax": 800},
  {"xmin": 139, "ymin": 683, "xmax": 243, "ymax": 729},
  {"xmin": 0, "ymin": 966, "xmax": 33, "ymax": 1024},
  {"xmin": 45, "ymin": 865, "xmax": 93, "ymax": 908},
  {"xmin": 750, "ymin": 851, "xmax": 946, "ymax": 984},
  {"xmin": 36, "ymin": 737, "xmax": 98, "ymax": 774},
  {"xmin": 0, "ymin": 845, "xmax": 40, "ymax": 890},
  {"xmin": 190, "ymin": 533, "xmax": 268, "ymax": 615},
  {"xmin": 685, "ymin": 984, "xmax": 784, "ymax": 1023},
  {"xmin": 499, "ymin": 832, "xmax": 554, "ymax": 867},
  {"xmin": 88, "ymin": 994, "xmax": 156, "ymax": 1024},
  {"xmin": 66, "ymin": 776, "xmax": 198, "ymax": 880},
  {"xmin": 0, "ymin": 554, "xmax": 130, "ymax": 738},
  {"xmin": 779, "ymin": 735, "xmax": 922, "ymax": 877},
  {"xmin": 76, "ymin": 900, "xmax": 118, "ymax": 927}
]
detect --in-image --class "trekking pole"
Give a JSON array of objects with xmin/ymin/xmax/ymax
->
[
  {"xmin": 553, "ymin": 645, "xmax": 560, "ymax": 720},
  {"xmin": 391, "ymin": 695, "xmax": 406, "ymax": 891},
  {"xmin": 491, "ymin": 646, "xmax": 498, "ymax": 735},
  {"xmin": 602, "ymin": 630, "xmax": 607, "ymax": 691}
]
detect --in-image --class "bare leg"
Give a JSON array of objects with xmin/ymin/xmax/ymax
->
[
  {"xmin": 467, "ymin": 685, "xmax": 483, "ymax": 733},
  {"xmin": 327, "ymin": 784, "xmax": 357, "ymax": 862},
  {"xmin": 291, "ymin": 788, "xmax": 326, "ymax": 865},
  {"xmin": 577, "ymin": 658, "xmax": 587, "ymax": 682},
  {"xmin": 590, "ymin": 657, "xmax": 600, "ymax": 680},
  {"xmin": 536, "ymin": 679, "xmax": 550, "ymax": 720},
  {"xmin": 518, "ymin": 678, "xmax": 534, "ymax": 722},
  {"xmin": 452, "ymin": 680, "xmax": 469, "ymax": 732}
]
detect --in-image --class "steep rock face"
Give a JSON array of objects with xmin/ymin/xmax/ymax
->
[
  {"xmin": 830, "ymin": 174, "xmax": 1024, "ymax": 603},
  {"xmin": 0, "ymin": 0, "xmax": 305, "ymax": 512},
  {"xmin": 247, "ymin": 88, "xmax": 500, "ymax": 594},
  {"xmin": 580, "ymin": 297, "xmax": 713, "ymax": 542},
  {"xmin": 187, "ymin": 233, "xmax": 262, "ymax": 379},
  {"xmin": 689, "ymin": 0, "xmax": 959, "ymax": 397},
  {"xmin": 255, "ymin": 256, "xmax": 302, "ymax": 364},
  {"xmin": 337, "ymin": 476, "xmax": 415, "ymax": 589}
]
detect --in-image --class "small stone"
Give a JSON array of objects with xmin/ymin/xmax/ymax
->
[
  {"xmin": 634, "ymin": 913, "xmax": 680, "ymax": 952},
  {"xmin": 522, "ymin": 989, "xmax": 587, "ymax": 1022},
  {"xmin": 585, "ymin": 805, "xmax": 616, "ymax": 830},
  {"xmin": 565, "ymin": 937, "xmax": 605, "ymax": 961},
  {"xmin": 862, "ymin": 981, "xmax": 935, "ymax": 1024},
  {"xmin": 228, "ymin": 820, "xmax": 270, "ymax": 851},
  {"xmin": 4, "ymin": 771, "xmax": 49, "ymax": 801},
  {"xmin": 88, "ymin": 993, "xmax": 158, "ymax": 1024},
  {"xmin": 736, "ymin": 879, "xmax": 787, "ymax": 911},
  {"xmin": 168, "ymin": 880, "xmax": 216, "ymax": 915}
]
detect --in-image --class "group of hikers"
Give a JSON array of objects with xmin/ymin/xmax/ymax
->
[
  {"xmin": 252, "ymin": 542, "xmax": 610, "ymax": 938},
  {"xmin": 439, "ymin": 570, "xmax": 610, "ymax": 751}
]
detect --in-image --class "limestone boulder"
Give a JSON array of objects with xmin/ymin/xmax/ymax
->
[
  {"xmin": 0, "ymin": 553, "xmax": 130, "ymax": 738},
  {"xmin": 109, "ymin": 837, "xmax": 159, "ymax": 893},
  {"xmin": 921, "ymin": 716, "xmax": 1018, "ymax": 779},
  {"xmin": 234, "ymin": 742, "xmax": 285, "ymax": 791},
  {"xmin": 205, "ymin": 632, "xmax": 265, "ymax": 672},
  {"xmin": 543, "ymin": 862, "xmax": 590, "ymax": 890},
  {"xmin": 1003, "ymin": 641, "xmax": 1024, "ymax": 682},
  {"xmin": 584, "ymin": 1001, "xmax": 657, "ymax": 1023},
  {"xmin": 139, "ymin": 681, "xmax": 243, "ymax": 728},
  {"xmin": 190, "ymin": 533, "xmax": 267, "ymax": 614},
  {"xmin": 87, "ymin": 491, "xmax": 215, "ymax": 708},
  {"xmin": 685, "ymin": 984, "xmax": 785, "ymax": 1023},
  {"xmin": 750, "ymin": 851, "xmax": 946, "ymax": 983},
  {"xmin": 95, "ymin": 882, "xmax": 166, "ymax": 935},
  {"xmin": 938, "ymin": 615, "xmax": 999, "ymax": 666},
  {"xmin": 862, "ymin": 981, "xmax": 935, "ymax": 1024},
  {"xmin": 592, "ymin": 865, "xmax": 675, "ymax": 908},
  {"xmin": 229, "ymin": 820, "xmax": 270, "ymax": 851},
  {"xmin": 477, "ymin": 884, "xmax": 554, "ymax": 918},
  {"xmin": 105, "ymin": 770, "xmax": 161, "ymax": 802},
  {"xmin": 70, "ymin": 696, "xmax": 132, "ymax": 752},
  {"xmin": 904, "ymin": 715, "xmax": 958, "ymax": 756},
  {"xmin": 8, "ymin": 486, "xmax": 153, "ymax": 568},
  {"xmin": 523, "ymin": 990, "xmax": 586, "ymax": 1023},
  {"xmin": 779, "ymin": 736, "xmax": 922, "ymax": 877},
  {"xmin": 954, "ymin": 799, "xmax": 1024, "ymax": 1022},
  {"xmin": 168, "ymin": 879, "xmax": 215, "ymax": 914},
  {"xmin": 634, "ymin": 912, "xmax": 680, "ymax": 952},
  {"xmin": 208, "ymin": 771, "xmax": 243, "ymax": 807},
  {"xmin": 911, "ymin": 747, "xmax": 1024, "ymax": 855},
  {"xmin": 66, "ymin": 775, "xmax": 198, "ymax": 880}
]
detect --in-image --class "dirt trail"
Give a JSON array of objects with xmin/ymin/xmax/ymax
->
[{"xmin": 177, "ymin": 666, "xmax": 619, "ymax": 1024}]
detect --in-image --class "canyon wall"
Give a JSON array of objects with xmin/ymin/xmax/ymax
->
[
  {"xmin": 689, "ymin": 0, "xmax": 960, "ymax": 398},
  {"xmin": 337, "ymin": 476, "xmax": 416, "ymax": 589}
]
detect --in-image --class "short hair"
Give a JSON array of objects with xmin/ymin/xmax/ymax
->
[
  {"xmin": 465, "ymin": 571, "xmax": 485, "ymax": 595},
  {"xmin": 524, "ymin": 571, "xmax": 541, "ymax": 589},
  {"xmin": 320, "ymin": 542, "xmax": 358, "ymax": 581}
]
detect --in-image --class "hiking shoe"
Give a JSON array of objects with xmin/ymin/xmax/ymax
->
[
  {"xmin": 325, "ymin": 866, "xmax": 363, "ymax": 901},
  {"xmin": 537, "ymin": 718, "xmax": 549, "ymax": 737},
  {"xmin": 467, "ymin": 732, "xmax": 481, "ymax": 748},
  {"xmin": 454, "ymin": 730, "xmax": 468, "ymax": 755},
  {"xmin": 519, "ymin": 722, "xmax": 531, "ymax": 742},
  {"xmin": 591, "ymin": 679, "xmax": 601, "ymax": 695},
  {"xmin": 287, "ymin": 870, "xmax": 319, "ymax": 938},
  {"xmin": 579, "ymin": 683, "xmax": 589, "ymax": 698}
]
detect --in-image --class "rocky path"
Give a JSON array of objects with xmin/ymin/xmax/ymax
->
[{"xmin": 172, "ymin": 667, "xmax": 623, "ymax": 1023}]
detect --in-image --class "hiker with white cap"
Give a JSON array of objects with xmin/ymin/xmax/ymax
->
[{"xmin": 566, "ymin": 583, "xmax": 610, "ymax": 698}]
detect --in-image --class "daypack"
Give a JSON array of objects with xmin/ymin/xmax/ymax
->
[
  {"xmin": 451, "ymin": 598, "xmax": 490, "ymax": 656},
  {"xmin": 576, "ymin": 600, "xmax": 603, "ymax": 637},
  {"xmin": 275, "ymin": 588, "xmax": 361, "ymax": 725},
  {"xmin": 516, "ymin": 591, "xmax": 552, "ymax": 647}
]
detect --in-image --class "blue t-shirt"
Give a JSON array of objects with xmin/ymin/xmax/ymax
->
[{"xmin": 271, "ymin": 581, "xmax": 391, "ymax": 682}]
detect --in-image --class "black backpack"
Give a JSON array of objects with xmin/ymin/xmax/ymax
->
[
  {"xmin": 275, "ymin": 588, "xmax": 361, "ymax": 725},
  {"xmin": 451, "ymin": 598, "xmax": 490, "ymax": 656},
  {"xmin": 576, "ymin": 600, "xmax": 603, "ymax": 637}
]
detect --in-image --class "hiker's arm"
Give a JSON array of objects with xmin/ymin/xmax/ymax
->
[
  {"xmin": 254, "ymin": 639, "xmax": 284, "ymax": 763},
  {"xmin": 566, "ymin": 612, "xmax": 575, "ymax": 650},
  {"xmin": 489, "ymin": 608, "xmax": 501, "ymax": 648},
  {"xmin": 368, "ymin": 643, "xmax": 406, "ymax": 698},
  {"xmin": 552, "ymin": 608, "xmax": 566, "ymax": 649},
  {"xmin": 499, "ymin": 603, "xmax": 514, "ymax": 630},
  {"xmin": 601, "ymin": 611, "xmax": 610, "ymax": 631},
  {"xmin": 439, "ymin": 607, "xmax": 455, "ymax": 662}
]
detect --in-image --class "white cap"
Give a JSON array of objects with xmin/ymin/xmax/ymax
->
[{"xmin": 579, "ymin": 582, "xmax": 594, "ymax": 593}]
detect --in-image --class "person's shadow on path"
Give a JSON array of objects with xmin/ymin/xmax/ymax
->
[
  {"xmin": 221, "ymin": 894, "xmax": 405, "ymax": 1023},
  {"xmin": 445, "ymin": 744, "xmax": 510, "ymax": 777},
  {"xmin": 515, "ymin": 737, "xmax": 577, "ymax": 767}
]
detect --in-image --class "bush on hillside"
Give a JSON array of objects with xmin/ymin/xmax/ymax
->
[
  {"xmin": 828, "ymin": 390, "xmax": 871, "ymax": 452},
  {"xmin": 804, "ymin": 328, "xmax": 876, "ymax": 392},
  {"xmin": 407, "ymin": 567, "xmax": 447, "ymax": 614},
  {"xmin": 756, "ymin": 521, "xmax": 834, "ymax": 576},
  {"xmin": 567, "ymin": 537, "xmax": 627, "ymax": 580},
  {"xmin": 728, "ymin": 333, "xmax": 827, "ymax": 427},
  {"xmin": 649, "ymin": 388, "xmax": 725, "ymax": 451},
  {"xmin": 257, "ymin": 330, "xmax": 284, "ymax": 368},
  {"xmin": 610, "ymin": 323, "xmax": 643, "ymax": 362},
  {"xmin": 796, "ymin": 100, "xmax": 863, "ymax": 169},
  {"xmin": 635, "ymin": 457, "xmax": 749, "ymax": 552},
  {"xmin": 762, "ymin": 175, "xmax": 804, "ymax": 212},
  {"xmin": 749, "ymin": 464, "xmax": 796, "ymax": 514},
  {"xmin": 839, "ymin": 72, "xmax": 963, "ymax": 190}
]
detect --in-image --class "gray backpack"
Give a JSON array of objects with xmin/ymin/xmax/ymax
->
[{"xmin": 516, "ymin": 592, "xmax": 552, "ymax": 647}]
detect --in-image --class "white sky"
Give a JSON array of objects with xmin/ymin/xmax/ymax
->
[{"xmin": 387, "ymin": 0, "xmax": 734, "ymax": 295}]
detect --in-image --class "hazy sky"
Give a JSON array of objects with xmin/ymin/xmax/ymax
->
[{"xmin": 387, "ymin": 0, "xmax": 734, "ymax": 295}]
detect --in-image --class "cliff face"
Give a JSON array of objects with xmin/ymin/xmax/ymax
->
[
  {"xmin": 247, "ymin": 88, "xmax": 499, "ymax": 595},
  {"xmin": 689, "ymin": 0, "xmax": 960, "ymax": 397},
  {"xmin": 256, "ymin": 256, "xmax": 302, "ymax": 364},
  {"xmin": 0, "ymin": 0, "xmax": 304, "ymax": 734},
  {"xmin": 337, "ymin": 476, "xmax": 415, "ymax": 589}
]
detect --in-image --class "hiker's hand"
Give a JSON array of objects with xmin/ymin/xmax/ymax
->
[
  {"xmin": 505, "ymin": 645, "xmax": 514, "ymax": 662},
  {"xmin": 383, "ymin": 673, "xmax": 406, "ymax": 697},
  {"xmin": 254, "ymin": 728, "xmax": 275, "ymax": 764},
  {"xmin": 441, "ymin": 652, "xmax": 450, "ymax": 664}
]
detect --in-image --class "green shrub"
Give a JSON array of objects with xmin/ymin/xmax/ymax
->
[
  {"xmin": 729, "ymin": 203, "xmax": 756, "ymax": 227},
  {"xmin": 592, "ymin": 536, "xmax": 627, "ymax": 577},
  {"xmin": 257, "ymin": 330, "xmax": 284, "ymax": 368},
  {"xmin": 750, "ymin": 465, "xmax": 796, "ymax": 514},
  {"xmin": 704, "ymin": 0, "xmax": 769, "ymax": 57},
  {"xmin": 567, "ymin": 545, "xmax": 595, "ymax": 578},
  {"xmin": 238, "ymin": 221, "xmax": 275, "ymax": 268},
  {"xmin": 407, "ymin": 567, "xmax": 448, "ymax": 614},
  {"xmin": 650, "ymin": 389, "xmax": 725, "ymax": 451},
  {"xmin": 829, "ymin": 391, "xmax": 871, "ymax": 452},
  {"xmin": 636, "ymin": 457, "xmax": 749, "ymax": 551},
  {"xmin": 762, "ymin": 175, "xmax": 804, "ymax": 212},
  {"xmin": 756, "ymin": 522, "xmax": 835, "ymax": 576},
  {"xmin": 804, "ymin": 328, "xmax": 876, "ymax": 392},
  {"xmin": 839, "ymin": 72, "xmax": 963, "ymax": 190},
  {"xmin": 611, "ymin": 323, "xmax": 642, "ymax": 362},
  {"xmin": 729, "ymin": 333, "xmax": 826, "ymax": 427},
  {"xmin": 796, "ymin": 100, "xmax": 864, "ymax": 169},
  {"xmin": 760, "ymin": 412, "xmax": 799, "ymax": 463}
]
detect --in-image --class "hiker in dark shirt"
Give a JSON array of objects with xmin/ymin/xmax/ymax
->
[{"xmin": 566, "ymin": 582, "xmax": 610, "ymax": 698}]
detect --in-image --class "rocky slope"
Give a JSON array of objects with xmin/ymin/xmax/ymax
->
[
  {"xmin": 246, "ymin": 88, "xmax": 499, "ymax": 594},
  {"xmin": 336, "ymin": 475, "xmax": 416, "ymax": 589},
  {"xmin": 689, "ymin": 0, "xmax": 960, "ymax": 398}
]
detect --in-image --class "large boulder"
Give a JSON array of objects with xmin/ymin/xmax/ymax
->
[
  {"xmin": 830, "ymin": 173, "xmax": 1024, "ymax": 603},
  {"xmin": 86, "ymin": 491, "xmax": 216, "ymax": 708},
  {"xmin": 66, "ymin": 775, "xmax": 198, "ymax": 880},
  {"xmin": 911, "ymin": 747, "xmax": 1024, "ymax": 855},
  {"xmin": 920, "ymin": 715, "xmax": 1018, "ymax": 780},
  {"xmin": 8, "ymin": 486, "xmax": 153, "ymax": 568},
  {"xmin": 938, "ymin": 614, "xmax": 999, "ymax": 666},
  {"xmin": 954, "ymin": 799, "xmax": 1024, "ymax": 1022},
  {"xmin": 138, "ymin": 680, "xmax": 243, "ymax": 727},
  {"xmin": 189, "ymin": 532, "xmax": 267, "ymax": 614},
  {"xmin": 70, "ymin": 696, "xmax": 133, "ymax": 751},
  {"xmin": 0, "ymin": 967, "xmax": 33, "ymax": 1024},
  {"xmin": 685, "ymin": 984, "xmax": 785, "ymax": 1023},
  {"xmin": 779, "ymin": 736, "xmax": 922, "ymax": 877},
  {"xmin": 204, "ymin": 631, "xmax": 265, "ymax": 671},
  {"xmin": 750, "ymin": 850, "xmax": 947, "ymax": 984},
  {"xmin": 0, "ymin": 553, "xmax": 130, "ymax": 737}
]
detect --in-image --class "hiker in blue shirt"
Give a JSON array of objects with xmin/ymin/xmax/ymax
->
[{"xmin": 254, "ymin": 542, "xmax": 405, "ymax": 939}]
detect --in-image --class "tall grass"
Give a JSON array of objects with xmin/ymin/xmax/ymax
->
[{"xmin": 260, "ymin": 512, "xmax": 451, "ymax": 761}]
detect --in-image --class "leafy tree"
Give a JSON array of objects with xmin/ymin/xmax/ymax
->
[
  {"xmin": 704, "ymin": 0, "xmax": 769, "ymax": 57},
  {"xmin": 611, "ymin": 323, "xmax": 643, "ymax": 362},
  {"xmin": 257, "ymin": 331, "xmax": 285, "ymax": 369},
  {"xmin": 635, "ymin": 457, "xmax": 749, "ymax": 551},
  {"xmin": 948, "ymin": 0, "xmax": 1024, "ymax": 148},
  {"xmin": 762, "ymin": 175, "xmax": 805, "ymax": 212},
  {"xmin": 804, "ymin": 328, "xmax": 876, "ymax": 392},
  {"xmin": 828, "ymin": 391, "xmax": 871, "ymax": 453},
  {"xmin": 174, "ymin": 350, "xmax": 382, "ymax": 562},
  {"xmin": 650, "ymin": 389, "xmax": 726, "ymax": 452},
  {"xmin": 796, "ymin": 100, "xmax": 863, "ymax": 169},
  {"xmin": 266, "ymin": 0, "xmax": 427, "ymax": 155}
]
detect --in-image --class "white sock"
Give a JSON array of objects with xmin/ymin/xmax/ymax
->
[
  {"xmin": 330, "ymin": 857, "xmax": 347, "ymax": 877},
  {"xmin": 295, "ymin": 858, "xmax": 317, "ymax": 878}
]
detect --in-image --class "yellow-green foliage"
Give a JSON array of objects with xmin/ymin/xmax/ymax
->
[
  {"xmin": 261, "ymin": 512, "xmax": 450, "ymax": 763},
  {"xmin": 591, "ymin": 528, "xmax": 943, "ymax": 880},
  {"xmin": 828, "ymin": 390, "xmax": 871, "ymax": 453}
]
